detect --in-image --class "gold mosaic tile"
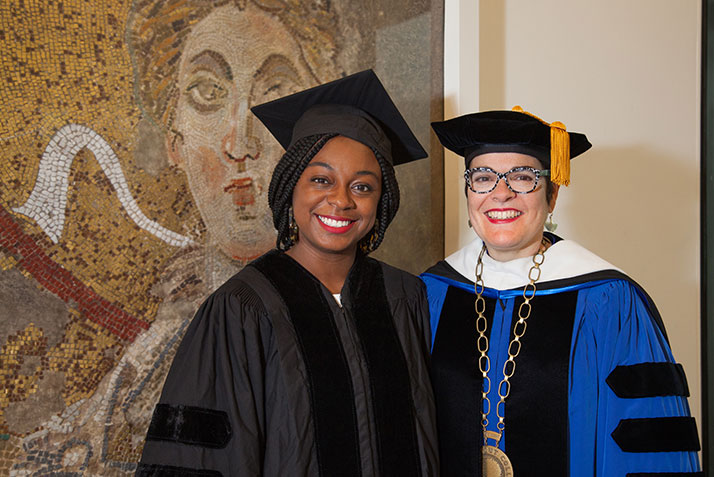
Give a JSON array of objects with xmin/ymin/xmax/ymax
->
[{"xmin": 0, "ymin": 0, "xmax": 437, "ymax": 473}]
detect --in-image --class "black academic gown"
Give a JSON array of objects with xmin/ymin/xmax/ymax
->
[{"xmin": 136, "ymin": 250, "xmax": 438, "ymax": 476}]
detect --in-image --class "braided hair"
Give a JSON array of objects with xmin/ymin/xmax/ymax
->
[
  {"xmin": 268, "ymin": 134, "xmax": 400, "ymax": 253},
  {"xmin": 367, "ymin": 148, "xmax": 400, "ymax": 253}
]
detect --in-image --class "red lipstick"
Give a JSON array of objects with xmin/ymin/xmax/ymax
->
[
  {"xmin": 485, "ymin": 208, "xmax": 522, "ymax": 224},
  {"xmin": 316, "ymin": 214, "xmax": 356, "ymax": 234}
]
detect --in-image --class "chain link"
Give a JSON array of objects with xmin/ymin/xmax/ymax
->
[{"xmin": 474, "ymin": 238, "xmax": 547, "ymax": 447}]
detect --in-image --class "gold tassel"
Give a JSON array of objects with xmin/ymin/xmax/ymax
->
[
  {"xmin": 512, "ymin": 106, "xmax": 571, "ymax": 186},
  {"xmin": 549, "ymin": 121, "xmax": 570, "ymax": 186}
]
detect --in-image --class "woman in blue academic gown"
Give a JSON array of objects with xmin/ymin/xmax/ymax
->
[{"xmin": 423, "ymin": 107, "xmax": 701, "ymax": 476}]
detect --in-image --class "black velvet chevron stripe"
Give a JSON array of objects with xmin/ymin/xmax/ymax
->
[
  {"xmin": 627, "ymin": 473, "xmax": 704, "ymax": 476},
  {"xmin": 607, "ymin": 362, "xmax": 689, "ymax": 398},
  {"xmin": 251, "ymin": 251, "xmax": 361, "ymax": 477},
  {"xmin": 135, "ymin": 463, "xmax": 223, "ymax": 476},
  {"xmin": 145, "ymin": 404, "xmax": 231, "ymax": 449},
  {"xmin": 612, "ymin": 417, "xmax": 700, "ymax": 452},
  {"xmin": 348, "ymin": 256, "xmax": 421, "ymax": 476}
]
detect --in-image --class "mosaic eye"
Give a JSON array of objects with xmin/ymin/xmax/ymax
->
[
  {"xmin": 252, "ymin": 55, "xmax": 303, "ymax": 103},
  {"xmin": 185, "ymin": 74, "xmax": 229, "ymax": 112}
]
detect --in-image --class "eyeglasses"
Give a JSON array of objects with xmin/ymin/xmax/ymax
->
[{"xmin": 464, "ymin": 166, "xmax": 550, "ymax": 194}]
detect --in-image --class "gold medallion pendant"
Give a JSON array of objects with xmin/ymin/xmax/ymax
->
[{"xmin": 482, "ymin": 445, "xmax": 514, "ymax": 477}]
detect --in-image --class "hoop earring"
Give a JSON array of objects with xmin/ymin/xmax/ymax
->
[
  {"xmin": 359, "ymin": 219, "xmax": 380, "ymax": 254},
  {"xmin": 288, "ymin": 206, "xmax": 299, "ymax": 246},
  {"xmin": 545, "ymin": 212, "xmax": 558, "ymax": 232}
]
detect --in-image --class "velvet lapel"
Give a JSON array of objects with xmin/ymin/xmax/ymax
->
[
  {"xmin": 251, "ymin": 251, "xmax": 361, "ymax": 477},
  {"xmin": 345, "ymin": 255, "xmax": 422, "ymax": 476}
]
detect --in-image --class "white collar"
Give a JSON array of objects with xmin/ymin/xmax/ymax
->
[{"xmin": 445, "ymin": 236, "xmax": 621, "ymax": 290}]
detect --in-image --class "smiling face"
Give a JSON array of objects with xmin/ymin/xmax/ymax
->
[
  {"xmin": 169, "ymin": 4, "xmax": 314, "ymax": 261},
  {"xmin": 287, "ymin": 136, "xmax": 382, "ymax": 264},
  {"xmin": 467, "ymin": 152, "xmax": 558, "ymax": 261}
]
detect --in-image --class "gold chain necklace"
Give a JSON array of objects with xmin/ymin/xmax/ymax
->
[{"xmin": 474, "ymin": 239, "xmax": 547, "ymax": 477}]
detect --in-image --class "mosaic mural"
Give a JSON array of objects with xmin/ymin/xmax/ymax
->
[{"xmin": 0, "ymin": 0, "xmax": 440, "ymax": 474}]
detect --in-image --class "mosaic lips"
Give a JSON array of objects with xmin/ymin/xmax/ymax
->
[{"xmin": 224, "ymin": 177, "xmax": 256, "ymax": 207}]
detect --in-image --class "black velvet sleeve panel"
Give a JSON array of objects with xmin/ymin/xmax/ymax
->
[
  {"xmin": 135, "ymin": 463, "xmax": 223, "ymax": 476},
  {"xmin": 138, "ymin": 270, "xmax": 273, "ymax": 476},
  {"xmin": 612, "ymin": 417, "xmax": 701, "ymax": 452},
  {"xmin": 607, "ymin": 362, "xmax": 689, "ymax": 398},
  {"xmin": 145, "ymin": 404, "xmax": 231, "ymax": 449}
]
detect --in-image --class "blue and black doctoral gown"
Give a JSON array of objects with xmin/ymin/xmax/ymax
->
[
  {"xmin": 422, "ymin": 234, "xmax": 701, "ymax": 476},
  {"xmin": 137, "ymin": 250, "xmax": 438, "ymax": 476}
]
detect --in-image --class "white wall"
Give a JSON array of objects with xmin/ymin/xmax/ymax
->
[
  {"xmin": 444, "ymin": 0, "xmax": 702, "ymax": 431},
  {"xmin": 443, "ymin": 0, "xmax": 479, "ymax": 253}
]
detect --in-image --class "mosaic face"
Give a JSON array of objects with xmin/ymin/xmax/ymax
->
[
  {"xmin": 0, "ymin": 0, "xmax": 335, "ymax": 472},
  {"xmin": 170, "ymin": 4, "xmax": 313, "ymax": 261},
  {"xmin": 0, "ymin": 0, "xmax": 438, "ymax": 473}
]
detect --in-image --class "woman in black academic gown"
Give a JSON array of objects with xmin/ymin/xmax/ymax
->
[{"xmin": 136, "ymin": 70, "xmax": 438, "ymax": 476}]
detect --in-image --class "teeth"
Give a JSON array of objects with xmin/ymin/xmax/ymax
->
[
  {"xmin": 487, "ymin": 210, "xmax": 521, "ymax": 220},
  {"xmin": 318, "ymin": 216, "xmax": 351, "ymax": 228}
]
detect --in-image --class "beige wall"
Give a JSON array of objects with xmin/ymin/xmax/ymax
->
[{"xmin": 444, "ymin": 0, "xmax": 702, "ymax": 428}]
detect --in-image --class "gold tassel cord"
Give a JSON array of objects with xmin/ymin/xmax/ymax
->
[
  {"xmin": 549, "ymin": 121, "xmax": 570, "ymax": 186},
  {"xmin": 511, "ymin": 106, "xmax": 571, "ymax": 186}
]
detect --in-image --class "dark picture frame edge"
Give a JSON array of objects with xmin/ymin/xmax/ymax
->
[
  {"xmin": 431, "ymin": 0, "xmax": 445, "ymax": 260},
  {"xmin": 701, "ymin": 0, "xmax": 713, "ymax": 473}
]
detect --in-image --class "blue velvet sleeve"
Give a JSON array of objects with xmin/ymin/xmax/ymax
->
[{"xmin": 568, "ymin": 279, "xmax": 701, "ymax": 476}]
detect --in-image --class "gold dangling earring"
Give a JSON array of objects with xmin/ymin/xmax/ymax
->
[
  {"xmin": 288, "ymin": 206, "xmax": 299, "ymax": 246},
  {"xmin": 545, "ymin": 212, "xmax": 557, "ymax": 232},
  {"xmin": 359, "ymin": 218, "xmax": 380, "ymax": 254}
]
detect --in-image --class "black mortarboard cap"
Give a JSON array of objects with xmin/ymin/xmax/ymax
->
[
  {"xmin": 431, "ymin": 107, "xmax": 592, "ymax": 186},
  {"xmin": 251, "ymin": 69, "xmax": 427, "ymax": 165}
]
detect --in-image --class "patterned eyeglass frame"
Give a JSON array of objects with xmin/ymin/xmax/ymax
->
[{"xmin": 464, "ymin": 166, "xmax": 550, "ymax": 194}]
